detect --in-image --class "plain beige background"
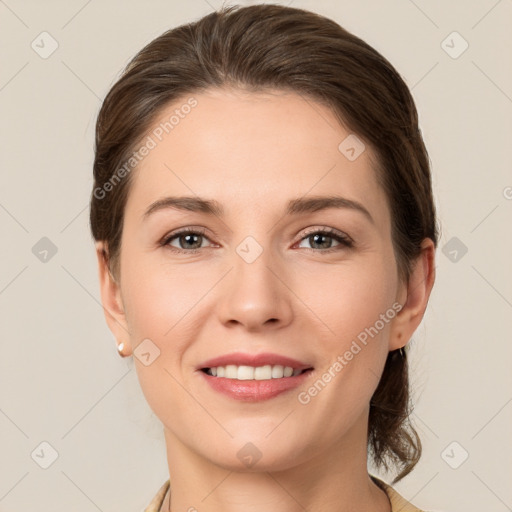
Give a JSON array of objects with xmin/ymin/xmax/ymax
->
[{"xmin": 1, "ymin": 0, "xmax": 511, "ymax": 511}]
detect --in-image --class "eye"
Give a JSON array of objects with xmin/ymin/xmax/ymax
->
[
  {"xmin": 296, "ymin": 227, "xmax": 354, "ymax": 252},
  {"xmin": 161, "ymin": 228, "xmax": 213, "ymax": 253},
  {"xmin": 160, "ymin": 226, "xmax": 354, "ymax": 254}
]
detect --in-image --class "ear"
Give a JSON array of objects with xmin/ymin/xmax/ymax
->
[
  {"xmin": 95, "ymin": 241, "xmax": 132, "ymax": 355},
  {"xmin": 389, "ymin": 238, "xmax": 436, "ymax": 351}
]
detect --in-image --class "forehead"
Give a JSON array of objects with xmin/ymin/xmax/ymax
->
[{"xmin": 125, "ymin": 87, "xmax": 389, "ymax": 225}]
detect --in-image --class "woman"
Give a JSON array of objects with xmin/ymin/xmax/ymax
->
[{"xmin": 90, "ymin": 4, "xmax": 437, "ymax": 511}]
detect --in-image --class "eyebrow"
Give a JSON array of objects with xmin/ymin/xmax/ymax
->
[{"xmin": 142, "ymin": 195, "xmax": 374, "ymax": 225}]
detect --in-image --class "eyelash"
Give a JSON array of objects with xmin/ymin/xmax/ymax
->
[{"xmin": 160, "ymin": 226, "xmax": 354, "ymax": 254}]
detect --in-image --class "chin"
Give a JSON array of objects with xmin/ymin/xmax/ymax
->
[{"xmin": 202, "ymin": 432, "xmax": 307, "ymax": 473}]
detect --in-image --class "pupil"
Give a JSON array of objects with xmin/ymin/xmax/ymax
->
[
  {"xmin": 183, "ymin": 234, "xmax": 200, "ymax": 249},
  {"xmin": 311, "ymin": 233, "xmax": 330, "ymax": 249}
]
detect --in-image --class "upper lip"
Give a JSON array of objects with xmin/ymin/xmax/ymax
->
[{"xmin": 198, "ymin": 352, "xmax": 313, "ymax": 371}]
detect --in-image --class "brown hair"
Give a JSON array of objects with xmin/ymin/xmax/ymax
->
[{"xmin": 90, "ymin": 4, "xmax": 438, "ymax": 482}]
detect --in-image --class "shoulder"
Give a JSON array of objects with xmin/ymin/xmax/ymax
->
[
  {"xmin": 372, "ymin": 476, "xmax": 428, "ymax": 512},
  {"xmin": 144, "ymin": 479, "xmax": 170, "ymax": 512}
]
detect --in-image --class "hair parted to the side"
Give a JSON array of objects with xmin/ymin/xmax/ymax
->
[{"xmin": 90, "ymin": 4, "xmax": 438, "ymax": 482}]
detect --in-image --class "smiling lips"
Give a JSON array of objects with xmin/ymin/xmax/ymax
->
[{"xmin": 197, "ymin": 352, "xmax": 314, "ymax": 402}]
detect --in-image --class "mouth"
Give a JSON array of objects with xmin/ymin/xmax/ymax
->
[
  {"xmin": 201, "ymin": 365, "xmax": 313, "ymax": 380},
  {"xmin": 196, "ymin": 352, "xmax": 314, "ymax": 401}
]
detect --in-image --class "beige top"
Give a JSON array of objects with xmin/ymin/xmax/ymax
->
[{"xmin": 144, "ymin": 476, "xmax": 427, "ymax": 511}]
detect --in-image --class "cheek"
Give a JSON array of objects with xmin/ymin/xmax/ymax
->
[
  {"xmin": 295, "ymin": 255, "xmax": 396, "ymax": 345},
  {"xmin": 121, "ymin": 250, "xmax": 207, "ymax": 338},
  {"xmin": 121, "ymin": 258, "xmax": 202, "ymax": 418},
  {"xmin": 119, "ymin": 253, "xmax": 216, "ymax": 411},
  {"xmin": 300, "ymin": 260, "xmax": 396, "ymax": 425}
]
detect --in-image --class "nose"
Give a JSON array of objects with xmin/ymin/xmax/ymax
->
[{"xmin": 215, "ymin": 241, "xmax": 294, "ymax": 332}]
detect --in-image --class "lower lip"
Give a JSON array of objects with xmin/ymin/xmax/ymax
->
[{"xmin": 199, "ymin": 370, "xmax": 313, "ymax": 402}]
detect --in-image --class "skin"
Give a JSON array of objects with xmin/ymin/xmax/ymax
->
[{"xmin": 96, "ymin": 87, "xmax": 435, "ymax": 512}]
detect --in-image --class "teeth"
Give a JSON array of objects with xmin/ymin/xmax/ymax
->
[
  {"xmin": 225, "ymin": 365, "xmax": 238, "ymax": 379},
  {"xmin": 271, "ymin": 365, "xmax": 284, "ymax": 378},
  {"xmin": 206, "ymin": 364, "xmax": 303, "ymax": 380}
]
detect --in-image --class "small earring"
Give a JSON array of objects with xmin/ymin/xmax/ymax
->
[{"xmin": 117, "ymin": 342, "xmax": 125, "ymax": 356}]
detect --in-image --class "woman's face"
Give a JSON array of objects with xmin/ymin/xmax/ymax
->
[{"xmin": 98, "ymin": 87, "xmax": 419, "ymax": 471}]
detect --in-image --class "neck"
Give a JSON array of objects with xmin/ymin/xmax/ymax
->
[{"xmin": 161, "ymin": 416, "xmax": 391, "ymax": 512}]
